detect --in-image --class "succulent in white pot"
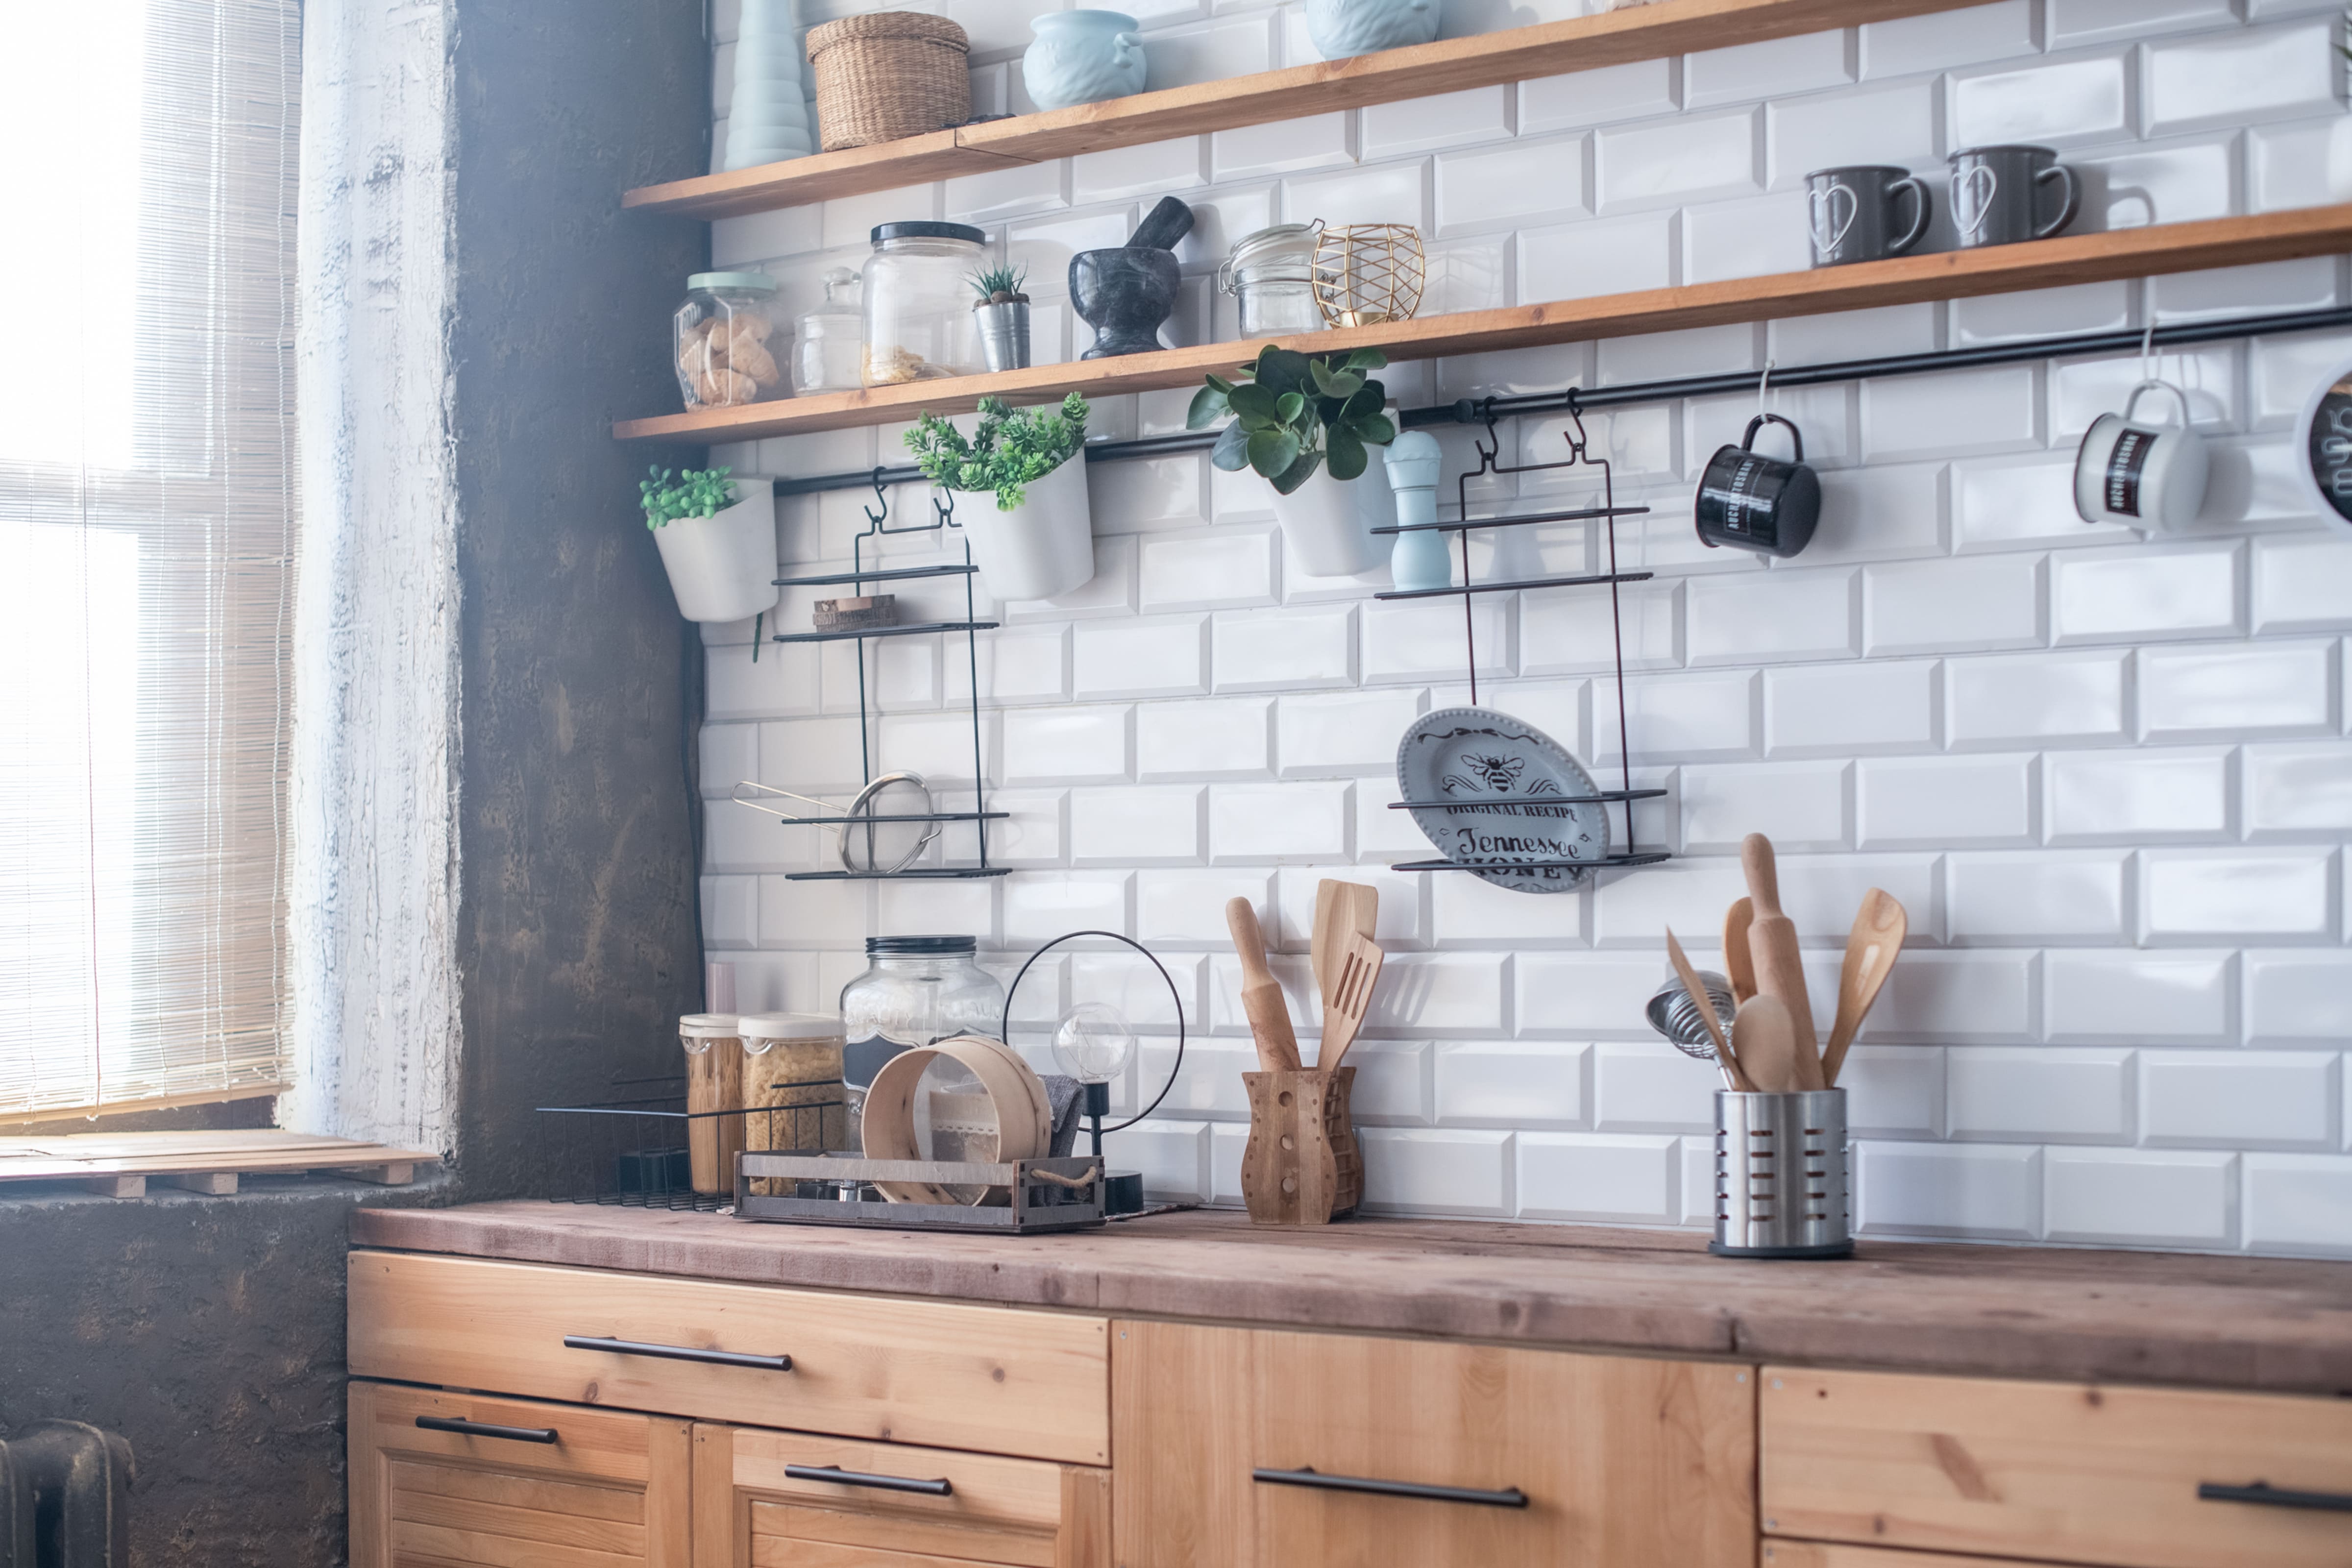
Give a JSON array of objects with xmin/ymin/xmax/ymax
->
[
  {"xmin": 905, "ymin": 393, "xmax": 1097, "ymax": 602},
  {"xmin": 641, "ymin": 466, "xmax": 781, "ymax": 623},
  {"xmin": 1189, "ymin": 343, "xmax": 1399, "ymax": 577}
]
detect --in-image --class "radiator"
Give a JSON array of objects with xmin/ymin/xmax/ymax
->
[{"xmin": 0, "ymin": 1424, "xmax": 133, "ymax": 1568}]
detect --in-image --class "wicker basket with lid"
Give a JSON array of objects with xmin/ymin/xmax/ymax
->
[{"xmin": 806, "ymin": 12, "xmax": 971, "ymax": 151}]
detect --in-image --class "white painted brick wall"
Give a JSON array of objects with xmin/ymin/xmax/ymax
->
[{"xmin": 700, "ymin": 0, "xmax": 2352, "ymax": 1257}]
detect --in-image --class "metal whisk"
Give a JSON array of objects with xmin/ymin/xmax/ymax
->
[{"xmin": 1644, "ymin": 971, "xmax": 1740, "ymax": 1087}]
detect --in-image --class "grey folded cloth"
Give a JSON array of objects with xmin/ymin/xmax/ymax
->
[{"xmin": 1042, "ymin": 1074, "xmax": 1086, "ymax": 1157}]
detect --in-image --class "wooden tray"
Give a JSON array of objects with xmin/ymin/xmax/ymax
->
[
  {"xmin": 0, "ymin": 1129, "xmax": 440, "ymax": 1197},
  {"xmin": 733, "ymin": 1152, "xmax": 1105, "ymax": 1233}
]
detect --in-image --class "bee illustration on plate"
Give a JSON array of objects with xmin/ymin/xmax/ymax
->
[{"xmin": 1443, "ymin": 753, "xmax": 1524, "ymax": 794}]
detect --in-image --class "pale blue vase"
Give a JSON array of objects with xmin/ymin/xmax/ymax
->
[
  {"xmin": 1306, "ymin": 0, "xmax": 1440, "ymax": 59},
  {"xmin": 1023, "ymin": 11, "xmax": 1147, "ymax": 111},
  {"xmin": 1384, "ymin": 431, "xmax": 1452, "ymax": 592}
]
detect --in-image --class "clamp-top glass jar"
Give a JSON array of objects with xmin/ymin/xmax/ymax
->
[
  {"xmin": 837, "ymin": 935, "xmax": 1007, "ymax": 1147},
  {"xmin": 675, "ymin": 271, "xmax": 786, "ymax": 409},
  {"xmin": 793, "ymin": 268, "xmax": 864, "ymax": 397},
  {"xmin": 1218, "ymin": 222, "xmax": 1323, "ymax": 338},
  {"xmin": 861, "ymin": 221, "xmax": 989, "ymax": 387}
]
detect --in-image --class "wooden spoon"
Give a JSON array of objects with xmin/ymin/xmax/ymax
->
[
  {"xmin": 1665, "ymin": 927, "xmax": 1750, "ymax": 1092},
  {"xmin": 1312, "ymin": 879, "xmax": 1380, "ymax": 1009},
  {"xmin": 1226, "ymin": 896, "xmax": 1301, "ymax": 1072},
  {"xmin": 1820, "ymin": 888, "xmax": 1908, "ymax": 1087},
  {"xmin": 1741, "ymin": 833, "xmax": 1825, "ymax": 1092},
  {"xmin": 1315, "ymin": 930, "xmax": 1384, "ymax": 1078},
  {"xmin": 1731, "ymin": 994, "xmax": 1800, "ymax": 1095},
  {"xmin": 1723, "ymin": 897, "xmax": 1757, "ymax": 1004}
]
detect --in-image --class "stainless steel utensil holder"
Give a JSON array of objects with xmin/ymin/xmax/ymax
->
[{"xmin": 1710, "ymin": 1089, "xmax": 1851, "ymax": 1259}]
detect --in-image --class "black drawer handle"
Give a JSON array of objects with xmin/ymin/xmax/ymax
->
[
  {"xmin": 415, "ymin": 1415, "xmax": 559, "ymax": 1445},
  {"xmin": 784, "ymin": 1463, "xmax": 954, "ymax": 1497},
  {"xmin": 2200, "ymin": 1481, "xmax": 2352, "ymax": 1514},
  {"xmin": 1253, "ymin": 1466, "xmax": 1528, "ymax": 1509},
  {"xmin": 563, "ymin": 1334, "xmax": 792, "ymax": 1372}
]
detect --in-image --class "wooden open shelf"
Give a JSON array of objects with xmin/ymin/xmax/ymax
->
[
  {"xmin": 624, "ymin": 0, "xmax": 1983, "ymax": 219},
  {"xmin": 613, "ymin": 205, "xmax": 2352, "ymax": 444}
]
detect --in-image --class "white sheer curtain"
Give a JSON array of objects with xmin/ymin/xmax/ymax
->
[{"xmin": 0, "ymin": 0, "xmax": 301, "ymax": 1119}]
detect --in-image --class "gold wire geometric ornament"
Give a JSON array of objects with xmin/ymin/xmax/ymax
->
[{"xmin": 1312, "ymin": 223, "xmax": 1427, "ymax": 329}]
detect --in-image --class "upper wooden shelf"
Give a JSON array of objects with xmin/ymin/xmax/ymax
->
[
  {"xmin": 613, "ymin": 205, "xmax": 2352, "ymax": 444},
  {"xmin": 625, "ymin": 0, "xmax": 1983, "ymax": 220}
]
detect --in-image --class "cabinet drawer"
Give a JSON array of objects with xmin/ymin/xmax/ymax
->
[
  {"xmin": 1112, "ymin": 1319, "xmax": 1753, "ymax": 1568},
  {"xmin": 1764, "ymin": 1547, "xmax": 2078, "ymax": 1568},
  {"xmin": 692, "ymin": 1422, "xmax": 1108, "ymax": 1568},
  {"xmin": 348, "ymin": 1250, "xmax": 1109, "ymax": 1465},
  {"xmin": 349, "ymin": 1379, "xmax": 691, "ymax": 1568},
  {"xmin": 1762, "ymin": 1365, "xmax": 2352, "ymax": 1568}
]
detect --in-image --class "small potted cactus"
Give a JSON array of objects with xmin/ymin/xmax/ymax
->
[{"xmin": 971, "ymin": 263, "xmax": 1031, "ymax": 372}]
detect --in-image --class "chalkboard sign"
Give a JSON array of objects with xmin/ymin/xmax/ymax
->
[{"xmin": 2298, "ymin": 364, "xmax": 2352, "ymax": 526}]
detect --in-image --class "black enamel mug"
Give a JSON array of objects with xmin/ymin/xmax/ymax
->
[{"xmin": 1694, "ymin": 414, "xmax": 1819, "ymax": 558}]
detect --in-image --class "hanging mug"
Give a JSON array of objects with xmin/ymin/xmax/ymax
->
[
  {"xmin": 2073, "ymin": 380, "xmax": 2209, "ymax": 531},
  {"xmin": 1949, "ymin": 145, "xmax": 2079, "ymax": 249},
  {"xmin": 2293, "ymin": 357, "xmax": 2352, "ymax": 529},
  {"xmin": 1695, "ymin": 414, "xmax": 1819, "ymax": 558},
  {"xmin": 1805, "ymin": 166, "xmax": 1931, "ymax": 267}
]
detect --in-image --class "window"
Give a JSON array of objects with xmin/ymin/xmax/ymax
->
[{"xmin": 0, "ymin": 0, "xmax": 301, "ymax": 1119}]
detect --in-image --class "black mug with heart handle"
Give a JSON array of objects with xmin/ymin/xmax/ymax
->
[
  {"xmin": 1805, "ymin": 166, "xmax": 1931, "ymax": 268},
  {"xmin": 1695, "ymin": 413, "xmax": 1820, "ymax": 558}
]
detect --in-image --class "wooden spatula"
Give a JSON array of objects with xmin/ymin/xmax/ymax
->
[
  {"xmin": 1723, "ymin": 897, "xmax": 1757, "ymax": 1004},
  {"xmin": 1312, "ymin": 879, "xmax": 1380, "ymax": 1008},
  {"xmin": 1731, "ymin": 994, "xmax": 1800, "ymax": 1095},
  {"xmin": 1741, "ymin": 834, "xmax": 1825, "ymax": 1092},
  {"xmin": 1666, "ymin": 927, "xmax": 1750, "ymax": 1092},
  {"xmin": 1315, "ymin": 931, "xmax": 1384, "ymax": 1078},
  {"xmin": 1226, "ymin": 896, "xmax": 1301, "ymax": 1072},
  {"xmin": 1820, "ymin": 888, "xmax": 1907, "ymax": 1087}
]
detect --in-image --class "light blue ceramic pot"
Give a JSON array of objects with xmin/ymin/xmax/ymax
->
[
  {"xmin": 1384, "ymin": 431, "xmax": 1452, "ymax": 592},
  {"xmin": 1306, "ymin": 0, "xmax": 1440, "ymax": 59},
  {"xmin": 1023, "ymin": 11, "xmax": 1147, "ymax": 111}
]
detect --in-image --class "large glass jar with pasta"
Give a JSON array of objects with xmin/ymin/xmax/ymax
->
[{"xmin": 860, "ymin": 222, "xmax": 988, "ymax": 387}]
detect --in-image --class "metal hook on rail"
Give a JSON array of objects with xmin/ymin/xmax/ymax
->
[
  {"xmin": 931, "ymin": 488, "xmax": 958, "ymax": 529},
  {"xmin": 1470, "ymin": 395, "xmax": 1504, "ymax": 472},
  {"xmin": 2141, "ymin": 317, "xmax": 2159, "ymax": 383},
  {"xmin": 1757, "ymin": 359, "xmax": 1777, "ymax": 418},
  {"xmin": 863, "ymin": 467, "xmax": 890, "ymax": 528},
  {"xmin": 1560, "ymin": 387, "xmax": 1590, "ymax": 459}
]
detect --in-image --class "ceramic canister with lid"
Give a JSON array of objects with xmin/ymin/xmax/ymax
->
[
  {"xmin": 861, "ymin": 221, "xmax": 989, "ymax": 386},
  {"xmin": 678, "ymin": 1013, "xmax": 748, "ymax": 1195},
  {"xmin": 736, "ymin": 1012, "xmax": 848, "ymax": 1163},
  {"xmin": 1219, "ymin": 222, "xmax": 1323, "ymax": 338},
  {"xmin": 837, "ymin": 936, "xmax": 1007, "ymax": 1149}
]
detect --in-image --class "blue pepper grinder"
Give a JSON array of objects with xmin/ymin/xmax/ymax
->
[{"xmin": 1384, "ymin": 430, "xmax": 1450, "ymax": 592}]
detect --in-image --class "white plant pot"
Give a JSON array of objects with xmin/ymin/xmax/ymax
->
[
  {"xmin": 651, "ymin": 488, "xmax": 780, "ymax": 623},
  {"xmin": 1271, "ymin": 444, "xmax": 1394, "ymax": 577},
  {"xmin": 957, "ymin": 456, "xmax": 1096, "ymax": 602}
]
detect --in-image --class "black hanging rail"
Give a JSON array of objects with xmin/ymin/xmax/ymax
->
[{"xmin": 763, "ymin": 306, "xmax": 2352, "ymax": 497}]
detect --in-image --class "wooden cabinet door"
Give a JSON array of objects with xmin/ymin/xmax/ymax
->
[
  {"xmin": 1112, "ymin": 1319, "xmax": 1754, "ymax": 1568},
  {"xmin": 349, "ymin": 1379, "xmax": 690, "ymax": 1568},
  {"xmin": 690, "ymin": 1422, "xmax": 1110, "ymax": 1568}
]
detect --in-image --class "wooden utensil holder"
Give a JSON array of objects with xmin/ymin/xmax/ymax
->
[{"xmin": 1240, "ymin": 1068, "xmax": 1361, "ymax": 1226}]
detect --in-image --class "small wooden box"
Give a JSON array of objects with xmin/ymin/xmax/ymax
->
[{"xmin": 812, "ymin": 593, "xmax": 896, "ymax": 630}]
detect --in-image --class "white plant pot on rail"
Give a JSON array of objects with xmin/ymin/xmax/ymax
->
[
  {"xmin": 956, "ymin": 456, "xmax": 1096, "ymax": 602},
  {"xmin": 1270, "ymin": 443, "xmax": 1394, "ymax": 577},
  {"xmin": 652, "ymin": 487, "xmax": 781, "ymax": 623}
]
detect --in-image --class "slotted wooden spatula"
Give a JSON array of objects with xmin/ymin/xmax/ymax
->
[
  {"xmin": 1315, "ymin": 931, "xmax": 1384, "ymax": 1079},
  {"xmin": 1312, "ymin": 879, "xmax": 1380, "ymax": 1009}
]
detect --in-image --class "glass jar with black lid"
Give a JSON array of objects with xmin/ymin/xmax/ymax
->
[
  {"xmin": 837, "ymin": 935, "xmax": 1006, "ymax": 1148},
  {"xmin": 860, "ymin": 220, "xmax": 989, "ymax": 386}
]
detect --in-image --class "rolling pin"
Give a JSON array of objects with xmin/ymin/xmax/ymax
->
[
  {"xmin": 1740, "ymin": 833, "xmax": 1824, "ymax": 1091},
  {"xmin": 1225, "ymin": 896, "xmax": 1302, "ymax": 1072}
]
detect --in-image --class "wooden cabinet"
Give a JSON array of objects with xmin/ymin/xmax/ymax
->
[
  {"xmin": 347, "ymin": 1250, "xmax": 1111, "ymax": 1465},
  {"xmin": 1110, "ymin": 1319, "xmax": 1754, "ymax": 1568},
  {"xmin": 349, "ymin": 1379, "xmax": 691, "ymax": 1568},
  {"xmin": 1763, "ymin": 1546, "xmax": 2082, "ymax": 1568},
  {"xmin": 690, "ymin": 1422, "xmax": 1108, "ymax": 1568},
  {"xmin": 1761, "ymin": 1365, "xmax": 2352, "ymax": 1568}
]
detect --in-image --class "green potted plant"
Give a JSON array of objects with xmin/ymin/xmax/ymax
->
[
  {"xmin": 639, "ymin": 464, "xmax": 779, "ymax": 623},
  {"xmin": 905, "ymin": 393, "xmax": 1094, "ymax": 601},
  {"xmin": 971, "ymin": 262, "xmax": 1031, "ymax": 372},
  {"xmin": 1188, "ymin": 343, "xmax": 1399, "ymax": 575}
]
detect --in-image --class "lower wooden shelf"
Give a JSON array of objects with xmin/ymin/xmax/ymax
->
[{"xmin": 613, "ymin": 206, "xmax": 2352, "ymax": 445}]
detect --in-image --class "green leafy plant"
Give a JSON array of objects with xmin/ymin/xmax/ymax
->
[
  {"xmin": 1186, "ymin": 344, "xmax": 1396, "ymax": 495},
  {"xmin": 970, "ymin": 263, "xmax": 1030, "ymax": 305},
  {"xmin": 904, "ymin": 393, "xmax": 1089, "ymax": 510},
  {"xmin": 639, "ymin": 465, "xmax": 737, "ymax": 530}
]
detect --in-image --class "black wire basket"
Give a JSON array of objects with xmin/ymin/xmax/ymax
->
[{"xmin": 535, "ymin": 1075, "xmax": 844, "ymax": 1211}]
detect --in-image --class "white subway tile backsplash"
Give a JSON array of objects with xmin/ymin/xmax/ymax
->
[
  {"xmin": 1004, "ymin": 704, "xmax": 1131, "ymax": 784},
  {"xmin": 1686, "ymin": 194, "xmax": 1818, "ymax": 286},
  {"xmin": 1862, "ymin": 366, "xmax": 2043, "ymax": 462},
  {"xmin": 1518, "ymin": 209, "xmax": 1677, "ymax": 301},
  {"xmin": 2139, "ymin": 641, "xmax": 2339, "ymax": 740},
  {"xmin": 1365, "ymin": 86, "xmax": 1513, "ymax": 160},
  {"xmin": 1362, "ymin": 596, "xmax": 1509, "ymax": 685},
  {"xmin": 1841, "ymin": 1045, "xmax": 1946, "ymax": 1138},
  {"xmin": 1687, "ymin": 568, "xmax": 1861, "ymax": 665},
  {"xmin": 2244, "ymin": 1154, "xmax": 2352, "ymax": 1254},
  {"xmin": 1215, "ymin": 605, "xmax": 1355, "ymax": 691},
  {"xmin": 2144, "ymin": 1052, "xmax": 2340, "ymax": 1152},
  {"xmin": 1765, "ymin": 78, "xmax": 1939, "ymax": 191},
  {"xmin": 2044, "ymin": 1148, "xmax": 2237, "ymax": 1248},
  {"xmin": 1282, "ymin": 157, "xmax": 1431, "ymax": 230},
  {"xmin": 1593, "ymin": 1041, "xmax": 1718, "ymax": 1133},
  {"xmin": 1864, "ymin": 554, "xmax": 2045, "ymax": 657},
  {"xmin": 2250, "ymin": 116, "xmax": 2352, "ymax": 213},
  {"xmin": 1436, "ymin": 136, "xmax": 1591, "ymax": 234},
  {"xmin": 1808, "ymin": 462, "xmax": 1950, "ymax": 564},
  {"xmin": 2077, "ymin": 136, "xmax": 2238, "ymax": 230},
  {"xmin": 1070, "ymin": 784, "xmax": 1201, "ymax": 865},
  {"xmin": 1688, "ymin": 28, "xmax": 1853, "ymax": 110},
  {"xmin": 1950, "ymin": 52, "xmax": 2132, "ymax": 148},
  {"xmin": 1138, "ymin": 528, "xmax": 1277, "ymax": 613},
  {"xmin": 1860, "ymin": 1, "xmax": 2035, "ymax": 80},
  {"xmin": 2046, "ymin": 748, "xmax": 2234, "ymax": 845},
  {"xmin": 1072, "ymin": 616, "xmax": 1209, "ymax": 700},
  {"xmin": 1857, "ymin": 753, "xmax": 2035, "ymax": 849},
  {"xmin": 1277, "ymin": 687, "xmax": 1424, "ymax": 775},
  {"xmin": 2144, "ymin": 20, "xmax": 2340, "ymax": 138},
  {"xmin": 1955, "ymin": 451, "xmax": 2129, "ymax": 552},
  {"xmin": 1522, "ymin": 580, "xmax": 1682, "ymax": 676},
  {"xmin": 2244, "ymin": 951, "xmax": 2352, "ymax": 1046},
  {"xmin": 1430, "ymin": 868, "xmax": 1589, "ymax": 946},
  {"xmin": 2046, "ymin": 950, "xmax": 2235, "ymax": 1044},
  {"xmin": 1111, "ymin": 1119, "xmax": 1212, "ymax": 1200},
  {"xmin": 1778, "ymin": 853, "xmax": 1940, "ymax": 944},
  {"xmin": 1518, "ymin": 1133, "xmax": 1679, "ymax": 1224},
  {"xmin": 1208, "ymin": 779, "xmax": 1350, "ymax": 862},
  {"xmin": 1211, "ymin": 110, "xmax": 1353, "ymax": 181},
  {"xmin": 1767, "ymin": 660, "xmax": 1937, "ymax": 757},
  {"xmin": 1072, "ymin": 137, "xmax": 1206, "ymax": 204},
  {"xmin": 1437, "ymin": 1041, "xmax": 1588, "ymax": 1128},
  {"xmin": 1955, "ymin": 282, "xmax": 2132, "ymax": 348},
  {"xmin": 2142, "ymin": 847, "xmax": 2339, "ymax": 944},
  {"xmin": 1949, "ymin": 850, "xmax": 2129, "ymax": 944},
  {"xmin": 1950, "ymin": 1047, "xmax": 2134, "ymax": 1144},
  {"xmin": 1519, "ymin": 57, "xmax": 1679, "ymax": 134},
  {"xmin": 1948, "ymin": 650, "xmax": 2130, "ymax": 750},
  {"xmin": 1857, "ymin": 1141, "xmax": 2040, "ymax": 1239},
  {"xmin": 1680, "ymin": 760, "xmax": 1850, "ymax": 854},
  {"xmin": 1596, "ymin": 108, "xmax": 1761, "ymax": 213},
  {"xmin": 1590, "ymin": 855, "xmax": 1751, "ymax": 948},
  {"xmin": 1868, "ymin": 950, "xmax": 2037, "ymax": 1042},
  {"xmin": 2244, "ymin": 741, "xmax": 2352, "ymax": 837},
  {"xmin": 1361, "ymin": 1128, "xmax": 1514, "ymax": 1215},
  {"xmin": 2052, "ymin": 542, "xmax": 2245, "ymax": 646},
  {"xmin": 1136, "ymin": 695, "xmax": 1272, "ymax": 780}
]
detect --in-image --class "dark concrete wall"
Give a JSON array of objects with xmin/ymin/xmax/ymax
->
[{"xmin": 0, "ymin": 3, "xmax": 710, "ymax": 1563}]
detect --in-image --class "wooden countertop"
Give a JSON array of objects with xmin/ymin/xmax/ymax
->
[{"xmin": 349, "ymin": 1202, "xmax": 2352, "ymax": 1396}]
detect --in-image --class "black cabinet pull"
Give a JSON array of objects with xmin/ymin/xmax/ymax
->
[
  {"xmin": 1253, "ymin": 1466, "xmax": 1528, "ymax": 1509},
  {"xmin": 2199, "ymin": 1481, "xmax": 2352, "ymax": 1514},
  {"xmin": 783, "ymin": 1463, "xmax": 954, "ymax": 1497},
  {"xmin": 563, "ymin": 1334, "xmax": 792, "ymax": 1372},
  {"xmin": 415, "ymin": 1415, "xmax": 559, "ymax": 1445}
]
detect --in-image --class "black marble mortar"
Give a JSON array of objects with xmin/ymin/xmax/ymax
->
[{"xmin": 1070, "ymin": 246, "xmax": 1180, "ymax": 359}]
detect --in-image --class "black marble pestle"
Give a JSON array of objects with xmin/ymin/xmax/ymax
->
[{"xmin": 1126, "ymin": 196, "xmax": 1195, "ymax": 251}]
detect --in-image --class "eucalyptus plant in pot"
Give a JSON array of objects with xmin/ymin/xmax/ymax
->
[
  {"xmin": 905, "ymin": 393, "xmax": 1095, "ymax": 601},
  {"xmin": 640, "ymin": 465, "xmax": 780, "ymax": 623},
  {"xmin": 1188, "ymin": 344, "xmax": 1399, "ymax": 575}
]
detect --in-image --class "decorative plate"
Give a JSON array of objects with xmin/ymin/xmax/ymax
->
[{"xmin": 1395, "ymin": 706, "xmax": 1611, "ymax": 894}]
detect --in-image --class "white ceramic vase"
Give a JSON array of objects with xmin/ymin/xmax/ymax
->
[
  {"xmin": 1271, "ymin": 444, "xmax": 1394, "ymax": 577},
  {"xmin": 958, "ymin": 457, "xmax": 1096, "ymax": 602},
  {"xmin": 652, "ymin": 487, "xmax": 781, "ymax": 623},
  {"xmin": 725, "ymin": 0, "xmax": 816, "ymax": 171}
]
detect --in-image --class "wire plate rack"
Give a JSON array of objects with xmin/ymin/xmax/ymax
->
[{"xmin": 536, "ymin": 1078, "xmax": 843, "ymax": 1212}]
